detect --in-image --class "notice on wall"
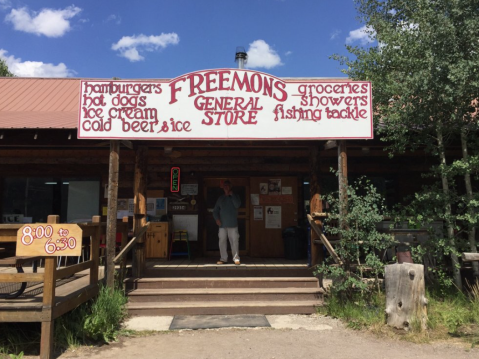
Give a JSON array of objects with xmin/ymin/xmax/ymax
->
[
  {"xmin": 254, "ymin": 206, "xmax": 263, "ymax": 220},
  {"xmin": 78, "ymin": 69, "xmax": 373, "ymax": 140},
  {"xmin": 268, "ymin": 179, "xmax": 281, "ymax": 195},
  {"xmin": 260, "ymin": 183, "xmax": 268, "ymax": 194},
  {"xmin": 265, "ymin": 206, "xmax": 281, "ymax": 229},
  {"xmin": 282, "ymin": 186, "xmax": 292, "ymax": 195},
  {"xmin": 251, "ymin": 193, "xmax": 259, "ymax": 205},
  {"xmin": 181, "ymin": 184, "xmax": 198, "ymax": 196}
]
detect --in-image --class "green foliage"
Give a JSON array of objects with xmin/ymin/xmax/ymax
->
[
  {"xmin": 83, "ymin": 285, "xmax": 128, "ymax": 342},
  {"xmin": 8, "ymin": 352, "xmax": 23, "ymax": 359},
  {"xmin": 0, "ymin": 284, "xmax": 128, "ymax": 357},
  {"xmin": 318, "ymin": 290, "xmax": 386, "ymax": 330},
  {"xmin": 333, "ymin": 0, "xmax": 479, "ymax": 289},
  {"xmin": 315, "ymin": 176, "xmax": 393, "ymax": 299},
  {"xmin": 0, "ymin": 59, "xmax": 13, "ymax": 77}
]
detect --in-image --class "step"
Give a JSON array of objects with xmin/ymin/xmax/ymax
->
[
  {"xmin": 144, "ymin": 267, "xmax": 313, "ymax": 278},
  {"xmin": 127, "ymin": 287, "xmax": 323, "ymax": 302},
  {"xmin": 125, "ymin": 277, "xmax": 320, "ymax": 290},
  {"xmin": 127, "ymin": 300, "xmax": 323, "ymax": 316}
]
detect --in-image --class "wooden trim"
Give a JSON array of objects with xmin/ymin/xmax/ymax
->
[
  {"xmin": 0, "ymin": 273, "xmax": 44, "ymax": 282},
  {"xmin": 114, "ymin": 223, "xmax": 149, "ymax": 264},
  {"xmin": 462, "ymin": 252, "xmax": 479, "ymax": 262},
  {"xmin": 53, "ymin": 283, "xmax": 100, "ymax": 319},
  {"xmin": 55, "ymin": 261, "xmax": 92, "ymax": 280}
]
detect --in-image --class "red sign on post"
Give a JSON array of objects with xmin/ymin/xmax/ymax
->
[
  {"xmin": 16, "ymin": 224, "xmax": 82, "ymax": 256},
  {"xmin": 171, "ymin": 167, "xmax": 180, "ymax": 193}
]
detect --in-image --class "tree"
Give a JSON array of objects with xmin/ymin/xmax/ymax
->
[
  {"xmin": 334, "ymin": 0, "xmax": 479, "ymax": 289},
  {"xmin": 0, "ymin": 59, "xmax": 13, "ymax": 77}
]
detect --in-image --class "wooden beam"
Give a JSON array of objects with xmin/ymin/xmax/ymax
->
[
  {"xmin": 106, "ymin": 140, "xmax": 120, "ymax": 290},
  {"xmin": 40, "ymin": 215, "xmax": 58, "ymax": 359},
  {"xmin": 338, "ymin": 140, "xmax": 348, "ymax": 232},
  {"xmin": 462, "ymin": 252, "xmax": 479, "ymax": 262},
  {"xmin": 309, "ymin": 145, "xmax": 323, "ymax": 267},
  {"xmin": 133, "ymin": 146, "xmax": 148, "ymax": 278},
  {"xmin": 308, "ymin": 214, "xmax": 342, "ymax": 265}
]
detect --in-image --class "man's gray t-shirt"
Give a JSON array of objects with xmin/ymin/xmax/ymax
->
[{"xmin": 213, "ymin": 193, "xmax": 241, "ymax": 228}]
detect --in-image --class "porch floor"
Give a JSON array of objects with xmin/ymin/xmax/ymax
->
[{"xmin": 146, "ymin": 257, "xmax": 309, "ymax": 271}]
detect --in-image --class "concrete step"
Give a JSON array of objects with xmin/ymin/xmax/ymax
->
[
  {"xmin": 125, "ymin": 277, "xmax": 319, "ymax": 290},
  {"xmin": 127, "ymin": 300, "xmax": 323, "ymax": 316},
  {"xmin": 127, "ymin": 287, "xmax": 323, "ymax": 302}
]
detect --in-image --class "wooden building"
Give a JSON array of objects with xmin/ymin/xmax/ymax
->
[{"xmin": 0, "ymin": 74, "xmax": 437, "ymax": 263}]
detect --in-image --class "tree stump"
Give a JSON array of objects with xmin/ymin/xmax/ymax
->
[{"xmin": 385, "ymin": 263, "xmax": 428, "ymax": 330}]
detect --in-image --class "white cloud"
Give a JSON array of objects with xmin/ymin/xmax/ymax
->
[
  {"xmin": 285, "ymin": 51, "xmax": 292, "ymax": 56},
  {"xmin": 111, "ymin": 33, "xmax": 179, "ymax": 62},
  {"xmin": 5, "ymin": 5, "xmax": 81, "ymax": 37},
  {"xmin": 246, "ymin": 40, "xmax": 283, "ymax": 69},
  {"xmin": 330, "ymin": 29, "xmax": 341, "ymax": 40},
  {"xmin": 0, "ymin": 49, "xmax": 75, "ymax": 77},
  {"xmin": 346, "ymin": 25, "xmax": 376, "ymax": 45},
  {"xmin": 105, "ymin": 14, "xmax": 121, "ymax": 25},
  {"xmin": 0, "ymin": 0, "xmax": 11, "ymax": 10}
]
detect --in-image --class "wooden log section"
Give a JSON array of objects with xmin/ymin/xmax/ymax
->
[
  {"xmin": 309, "ymin": 145, "xmax": 323, "ymax": 267},
  {"xmin": 385, "ymin": 263, "xmax": 428, "ymax": 331},
  {"xmin": 133, "ymin": 146, "xmax": 148, "ymax": 278},
  {"xmin": 106, "ymin": 140, "xmax": 120, "ymax": 289},
  {"xmin": 462, "ymin": 252, "xmax": 479, "ymax": 262}
]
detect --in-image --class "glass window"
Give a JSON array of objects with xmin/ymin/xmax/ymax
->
[{"xmin": 2, "ymin": 177, "xmax": 100, "ymax": 223}]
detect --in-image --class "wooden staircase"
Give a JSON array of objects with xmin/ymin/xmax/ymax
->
[{"xmin": 125, "ymin": 276, "xmax": 324, "ymax": 316}]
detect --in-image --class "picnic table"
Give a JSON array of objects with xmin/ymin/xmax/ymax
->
[{"xmin": 0, "ymin": 256, "xmax": 42, "ymax": 298}]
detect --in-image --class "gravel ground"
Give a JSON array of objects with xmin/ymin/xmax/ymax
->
[{"xmin": 55, "ymin": 315, "xmax": 479, "ymax": 359}]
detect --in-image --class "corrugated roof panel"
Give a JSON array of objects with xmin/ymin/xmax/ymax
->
[{"xmin": 0, "ymin": 78, "xmax": 80, "ymax": 128}]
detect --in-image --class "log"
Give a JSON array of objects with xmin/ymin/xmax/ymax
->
[
  {"xmin": 462, "ymin": 252, "xmax": 479, "ymax": 262},
  {"xmin": 385, "ymin": 263, "xmax": 428, "ymax": 330}
]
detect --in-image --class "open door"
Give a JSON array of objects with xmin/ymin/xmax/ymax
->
[{"xmin": 203, "ymin": 178, "xmax": 250, "ymax": 257}]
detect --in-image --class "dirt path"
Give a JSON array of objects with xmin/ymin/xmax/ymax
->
[{"xmin": 57, "ymin": 315, "xmax": 478, "ymax": 359}]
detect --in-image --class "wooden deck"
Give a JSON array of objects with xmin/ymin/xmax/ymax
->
[{"xmin": 0, "ymin": 266, "xmax": 103, "ymax": 322}]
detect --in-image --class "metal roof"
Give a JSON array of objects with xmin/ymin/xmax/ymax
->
[{"xmin": 0, "ymin": 77, "xmax": 80, "ymax": 129}]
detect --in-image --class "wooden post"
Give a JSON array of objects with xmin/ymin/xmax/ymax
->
[
  {"xmin": 338, "ymin": 140, "xmax": 348, "ymax": 231},
  {"xmin": 133, "ymin": 146, "xmax": 148, "ymax": 278},
  {"xmin": 385, "ymin": 263, "xmax": 428, "ymax": 330},
  {"xmin": 106, "ymin": 140, "xmax": 120, "ymax": 289},
  {"xmin": 40, "ymin": 215, "xmax": 59, "ymax": 359},
  {"xmin": 309, "ymin": 146, "xmax": 323, "ymax": 267},
  {"xmin": 90, "ymin": 215, "xmax": 101, "ymax": 285}
]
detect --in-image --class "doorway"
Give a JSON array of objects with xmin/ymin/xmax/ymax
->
[{"xmin": 203, "ymin": 178, "xmax": 250, "ymax": 257}]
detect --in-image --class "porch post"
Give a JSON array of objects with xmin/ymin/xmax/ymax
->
[
  {"xmin": 133, "ymin": 145, "xmax": 148, "ymax": 278},
  {"xmin": 309, "ymin": 145, "xmax": 323, "ymax": 267},
  {"xmin": 106, "ymin": 140, "xmax": 120, "ymax": 289},
  {"xmin": 338, "ymin": 140, "xmax": 348, "ymax": 231}
]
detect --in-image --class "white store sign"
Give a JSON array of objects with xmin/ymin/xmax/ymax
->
[{"xmin": 78, "ymin": 69, "xmax": 373, "ymax": 140}]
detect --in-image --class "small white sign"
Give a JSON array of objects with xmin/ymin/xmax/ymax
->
[
  {"xmin": 254, "ymin": 206, "xmax": 263, "ymax": 220},
  {"xmin": 282, "ymin": 186, "xmax": 292, "ymax": 195},
  {"xmin": 265, "ymin": 206, "xmax": 281, "ymax": 229},
  {"xmin": 251, "ymin": 193, "xmax": 260, "ymax": 205},
  {"xmin": 181, "ymin": 184, "xmax": 199, "ymax": 195}
]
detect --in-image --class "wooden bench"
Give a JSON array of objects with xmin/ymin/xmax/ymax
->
[{"xmin": 0, "ymin": 256, "xmax": 42, "ymax": 299}]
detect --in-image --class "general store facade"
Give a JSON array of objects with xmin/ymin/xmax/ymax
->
[{"xmin": 0, "ymin": 69, "xmax": 436, "ymax": 266}]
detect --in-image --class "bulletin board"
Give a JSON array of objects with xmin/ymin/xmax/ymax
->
[
  {"xmin": 249, "ymin": 177, "xmax": 299, "ymax": 257},
  {"xmin": 172, "ymin": 214, "xmax": 198, "ymax": 242}
]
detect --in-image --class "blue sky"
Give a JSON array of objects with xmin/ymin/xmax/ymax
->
[{"xmin": 0, "ymin": 0, "xmax": 374, "ymax": 79}]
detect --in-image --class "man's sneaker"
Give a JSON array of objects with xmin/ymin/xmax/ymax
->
[
  {"xmin": 217, "ymin": 260, "xmax": 226, "ymax": 265},
  {"xmin": 234, "ymin": 260, "xmax": 241, "ymax": 265}
]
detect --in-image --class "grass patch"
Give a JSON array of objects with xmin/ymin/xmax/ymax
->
[
  {"xmin": 320, "ymin": 279, "xmax": 479, "ymax": 347},
  {"xmin": 0, "ymin": 284, "xmax": 128, "ymax": 358}
]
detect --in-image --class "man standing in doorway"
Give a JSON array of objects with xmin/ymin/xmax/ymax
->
[{"xmin": 213, "ymin": 180, "xmax": 241, "ymax": 265}]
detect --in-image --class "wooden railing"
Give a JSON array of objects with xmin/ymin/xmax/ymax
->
[{"xmin": 0, "ymin": 215, "xmax": 129, "ymax": 359}]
